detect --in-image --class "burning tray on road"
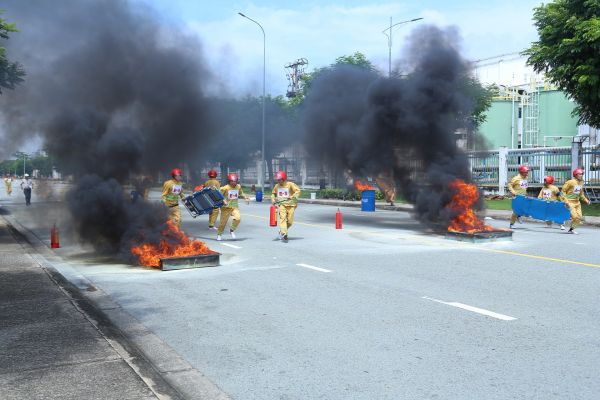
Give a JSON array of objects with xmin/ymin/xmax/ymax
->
[
  {"xmin": 160, "ymin": 253, "xmax": 221, "ymax": 271},
  {"xmin": 182, "ymin": 186, "xmax": 225, "ymax": 218},
  {"xmin": 446, "ymin": 230, "xmax": 513, "ymax": 243}
]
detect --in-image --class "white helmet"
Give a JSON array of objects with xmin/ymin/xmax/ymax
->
[{"xmin": 24, "ymin": 173, "xmax": 29, "ymax": 177}]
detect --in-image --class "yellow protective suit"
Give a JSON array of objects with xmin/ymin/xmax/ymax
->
[
  {"xmin": 508, "ymin": 174, "xmax": 529, "ymax": 224},
  {"xmin": 271, "ymin": 181, "xmax": 300, "ymax": 235},
  {"xmin": 562, "ymin": 178, "xmax": 589, "ymax": 229},
  {"xmin": 218, "ymin": 184, "xmax": 247, "ymax": 234},
  {"xmin": 537, "ymin": 184, "xmax": 566, "ymax": 226},
  {"xmin": 204, "ymin": 178, "xmax": 221, "ymax": 228},
  {"xmin": 5, "ymin": 177, "xmax": 12, "ymax": 196},
  {"xmin": 161, "ymin": 179, "xmax": 185, "ymax": 226},
  {"xmin": 134, "ymin": 174, "xmax": 154, "ymax": 200}
]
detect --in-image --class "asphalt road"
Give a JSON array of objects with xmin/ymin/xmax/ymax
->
[{"xmin": 2, "ymin": 187, "xmax": 600, "ymax": 399}]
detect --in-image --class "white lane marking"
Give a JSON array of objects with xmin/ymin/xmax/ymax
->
[
  {"xmin": 296, "ymin": 263, "xmax": 332, "ymax": 273},
  {"xmin": 220, "ymin": 243, "xmax": 242, "ymax": 249},
  {"xmin": 422, "ymin": 296, "xmax": 517, "ymax": 321}
]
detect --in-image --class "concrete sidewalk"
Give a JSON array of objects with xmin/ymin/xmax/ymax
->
[
  {"xmin": 297, "ymin": 197, "xmax": 600, "ymax": 228},
  {"xmin": 0, "ymin": 213, "xmax": 185, "ymax": 399}
]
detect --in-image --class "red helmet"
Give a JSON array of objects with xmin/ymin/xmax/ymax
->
[
  {"xmin": 208, "ymin": 170, "xmax": 217, "ymax": 178},
  {"xmin": 275, "ymin": 171, "xmax": 287, "ymax": 180},
  {"xmin": 171, "ymin": 168, "xmax": 182, "ymax": 177},
  {"xmin": 573, "ymin": 168, "xmax": 584, "ymax": 177},
  {"xmin": 519, "ymin": 165, "xmax": 530, "ymax": 174},
  {"xmin": 543, "ymin": 175, "xmax": 554, "ymax": 184},
  {"xmin": 227, "ymin": 173, "xmax": 238, "ymax": 182}
]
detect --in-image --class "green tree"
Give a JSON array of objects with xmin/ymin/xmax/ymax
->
[
  {"xmin": 0, "ymin": 9, "xmax": 25, "ymax": 94},
  {"xmin": 522, "ymin": 0, "xmax": 600, "ymax": 127},
  {"xmin": 290, "ymin": 52, "xmax": 380, "ymax": 106}
]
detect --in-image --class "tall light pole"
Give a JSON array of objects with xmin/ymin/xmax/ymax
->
[
  {"xmin": 382, "ymin": 17, "xmax": 423, "ymax": 77},
  {"xmin": 239, "ymin": 12, "xmax": 266, "ymax": 193}
]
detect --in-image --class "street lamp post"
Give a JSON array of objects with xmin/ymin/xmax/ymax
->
[
  {"xmin": 239, "ymin": 12, "xmax": 266, "ymax": 193},
  {"xmin": 382, "ymin": 17, "xmax": 423, "ymax": 77}
]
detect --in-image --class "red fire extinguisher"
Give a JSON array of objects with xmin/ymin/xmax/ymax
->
[
  {"xmin": 335, "ymin": 208, "xmax": 342, "ymax": 229},
  {"xmin": 51, "ymin": 224, "xmax": 60, "ymax": 248},
  {"xmin": 270, "ymin": 205, "xmax": 278, "ymax": 226}
]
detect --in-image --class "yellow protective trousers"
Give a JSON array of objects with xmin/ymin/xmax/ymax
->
[
  {"xmin": 510, "ymin": 210, "xmax": 519, "ymax": 225},
  {"xmin": 279, "ymin": 205, "xmax": 296, "ymax": 234},
  {"xmin": 6, "ymin": 185, "xmax": 11, "ymax": 195},
  {"xmin": 568, "ymin": 201, "xmax": 582, "ymax": 228},
  {"xmin": 218, "ymin": 207, "xmax": 240, "ymax": 234},
  {"xmin": 167, "ymin": 205, "xmax": 182, "ymax": 227},
  {"xmin": 208, "ymin": 208, "xmax": 219, "ymax": 227}
]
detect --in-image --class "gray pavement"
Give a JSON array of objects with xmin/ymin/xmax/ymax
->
[
  {"xmin": 0, "ymin": 211, "xmax": 185, "ymax": 399},
  {"xmin": 2, "ymin": 186, "xmax": 600, "ymax": 399}
]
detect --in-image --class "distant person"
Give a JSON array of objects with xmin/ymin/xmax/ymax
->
[
  {"xmin": 4, "ymin": 174, "xmax": 12, "ymax": 196},
  {"xmin": 133, "ymin": 167, "xmax": 154, "ymax": 201},
  {"xmin": 562, "ymin": 169, "xmax": 591, "ymax": 235},
  {"xmin": 375, "ymin": 173, "xmax": 396, "ymax": 206},
  {"xmin": 537, "ymin": 175, "xmax": 567, "ymax": 230},
  {"xmin": 271, "ymin": 171, "xmax": 300, "ymax": 241},
  {"xmin": 204, "ymin": 170, "xmax": 221, "ymax": 230},
  {"xmin": 20, "ymin": 173, "xmax": 34, "ymax": 206},
  {"xmin": 508, "ymin": 165, "xmax": 530, "ymax": 229},
  {"xmin": 161, "ymin": 169, "xmax": 185, "ymax": 227}
]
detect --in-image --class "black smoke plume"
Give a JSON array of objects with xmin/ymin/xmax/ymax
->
[
  {"xmin": 302, "ymin": 25, "xmax": 482, "ymax": 226},
  {"xmin": 0, "ymin": 0, "xmax": 222, "ymax": 260}
]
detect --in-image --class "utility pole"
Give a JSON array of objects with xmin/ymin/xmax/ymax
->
[{"xmin": 382, "ymin": 17, "xmax": 423, "ymax": 76}]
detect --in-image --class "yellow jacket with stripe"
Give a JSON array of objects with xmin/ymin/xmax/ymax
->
[
  {"xmin": 562, "ymin": 179, "xmax": 588, "ymax": 203},
  {"xmin": 220, "ymin": 184, "xmax": 246, "ymax": 208},
  {"xmin": 537, "ymin": 184, "xmax": 564, "ymax": 201},
  {"xmin": 271, "ymin": 181, "xmax": 300, "ymax": 206},
  {"xmin": 161, "ymin": 179, "xmax": 185, "ymax": 206},
  {"xmin": 204, "ymin": 178, "xmax": 220, "ymax": 190},
  {"xmin": 508, "ymin": 174, "xmax": 529, "ymax": 196}
]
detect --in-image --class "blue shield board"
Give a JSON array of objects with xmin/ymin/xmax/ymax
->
[{"xmin": 511, "ymin": 195, "xmax": 571, "ymax": 224}]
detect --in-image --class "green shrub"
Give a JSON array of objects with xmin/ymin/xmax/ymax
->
[
  {"xmin": 375, "ymin": 190, "xmax": 384, "ymax": 200},
  {"xmin": 320, "ymin": 189, "xmax": 345, "ymax": 199}
]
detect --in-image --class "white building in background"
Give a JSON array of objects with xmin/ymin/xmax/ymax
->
[{"xmin": 471, "ymin": 52, "xmax": 534, "ymax": 87}]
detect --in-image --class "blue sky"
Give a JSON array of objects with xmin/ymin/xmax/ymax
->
[{"xmin": 144, "ymin": 0, "xmax": 543, "ymax": 97}]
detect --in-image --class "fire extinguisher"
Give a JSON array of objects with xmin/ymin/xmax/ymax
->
[
  {"xmin": 51, "ymin": 224, "xmax": 60, "ymax": 248},
  {"xmin": 270, "ymin": 205, "xmax": 278, "ymax": 226},
  {"xmin": 335, "ymin": 208, "xmax": 342, "ymax": 229}
]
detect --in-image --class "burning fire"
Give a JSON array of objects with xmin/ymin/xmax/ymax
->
[
  {"xmin": 447, "ymin": 179, "xmax": 496, "ymax": 234},
  {"xmin": 194, "ymin": 184, "xmax": 204, "ymax": 192},
  {"xmin": 354, "ymin": 181, "xmax": 373, "ymax": 191},
  {"xmin": 131, "ymin": 221, "xmax": 216, "ymax": 267}
]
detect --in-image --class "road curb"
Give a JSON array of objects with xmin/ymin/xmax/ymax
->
[
  {"xmin": 296, "ymin": 198, "xmax": 600, "ymax": 228},
  {"xmin": 1, "ymin": 212, "xmax": 232, "ymax": 400}
]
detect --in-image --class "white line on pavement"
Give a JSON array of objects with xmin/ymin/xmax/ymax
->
[
  {"xmin": 422, "ymin": 296, "xmax": 517, "ymax": 321},
  {"xmin": 219, "ymin": 243, "xmax": 242, "ymax": 249},
  {"xmin": 296, "ymin": 263, "xmax": 332, "ymax": 273}
]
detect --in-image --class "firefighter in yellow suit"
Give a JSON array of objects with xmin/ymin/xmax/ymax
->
[
  {"xmin": 508, "ymin": 165, "xmax": 530, "ymax": 229},
  {"xmin": 161, "ymin": 168, "xmax": 185, "ymax": 227},
  {"xmin": 217, "ymin": 173, "xmax": 249, "ymax": 241},
  {"xmin": 562, "ymin": 168, "xmax": 591, "ymax": 235},
  {"xmin": 204, "ymin": 169, "xmax": 220, "ymax": 230},
  {"xmin": 5, "ymin": 174, "xmax": 12, "ymax": 196},
  {"xmin": 537, "ymin": 175, "xmax": 567, "ymax": 229},
  {"xmin": 271, "ymin": 171, "xmax": 300, "ymax": 241}
]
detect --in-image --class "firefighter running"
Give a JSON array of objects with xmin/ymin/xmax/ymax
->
[
  {"xmin": 204, "ymin": 170, "xmax": 220, "ymax": 230},
  {"xmin": 4, "ymin": 174, "xmax": 12, "ymax": 196},
  {"xmin": 537, "ymin": 175, "xmax": 567, "ymax": 230},
  {"xmin": 271, "ymin": 171, "xmax": 300, "ymax": 241},
  {"xmin": 133, "ymin": 167, "xmax": 154, "ymax": 201},
  {"xmin": 562, "ymin": 168, "xmax": 591, "ymax": 235},
  {"xmin": 508, "ymin": 165, "xmax": 530, "ymax": 229},
  {"xmin": 161, "ymin": 169, "xmax": 185, "ymax": 227},
  {"xmin": 217, "ymin": 173, "xmax": 249, "ymax": 241}
]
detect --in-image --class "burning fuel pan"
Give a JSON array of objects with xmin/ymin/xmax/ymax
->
[
  {"xmin": 445, "ymin": 230, "xmax": 513, "ymax": 243},
  {"xmin": 160, "ymin": 253, "xmax": 221, "ymax": 271}
]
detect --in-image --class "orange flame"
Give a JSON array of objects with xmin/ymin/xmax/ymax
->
[
  {"xmin": 194, "ymin": 184, "xmax": 204, "ymax": 192},
  {"xmin": 131, "ymin": 221, "xmax": 216, "ymax": 267},
  {"xmin": 447, "ymin": 179, "xmax": 496, "ymax": 234},
  {"xmin": 354, "ymin": 181, "xmax": 373, "ymax": 191}
]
